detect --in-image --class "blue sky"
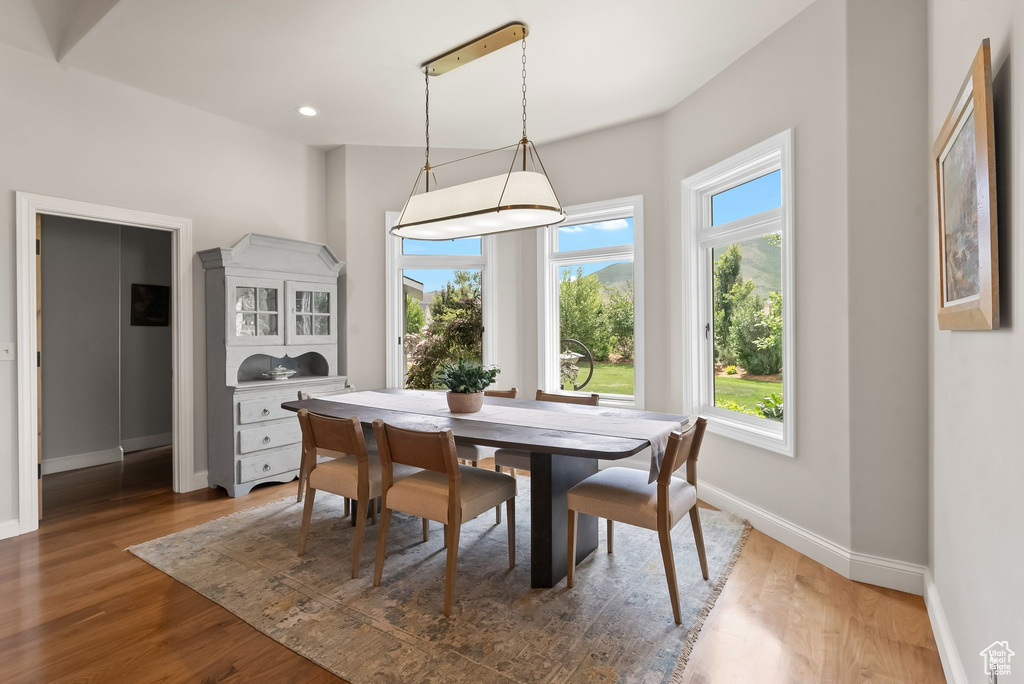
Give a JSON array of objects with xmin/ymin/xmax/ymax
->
[{"xmin": 712, "ymin": 169, "xmax": 781, "ymax": 225}]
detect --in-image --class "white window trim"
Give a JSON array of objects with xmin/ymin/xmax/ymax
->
[
  {"xmin": 385, "ymin": 211, "xmax": 495, "ymax": 388},
  {"xmin": 537, "ymin": 196, "xmax": 645, "ymax": 409},
  {"xmin": 682, "ymin": 129, "xmax": 795, "ymax": 457}
]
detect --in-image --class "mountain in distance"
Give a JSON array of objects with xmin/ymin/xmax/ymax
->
[{"xmin": 589, "ymin": 262, "xmax": 633, "ymax": 290}]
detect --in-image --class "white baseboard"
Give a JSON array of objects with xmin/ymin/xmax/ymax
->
[
  {"xmin": 698, "ymin": 480, "xmax": 926, "ymax": 595},
  {"xmin": 190, "ymin": 469, "xmax": 210, "ymax": 491},
  {"xmin": 41, "ymin": 446, "xmax": 124, "ymax": 475},
  {"xmin": 121, "ymin": 432, "xmax": 172, "ymax": 453},
  {"xmin": 924, "ymin": 569, "xmax": 968, "ymax": 684},
  {"xmin": 0, "ymin": 519, "xmax": 21, "ymax": 541}
]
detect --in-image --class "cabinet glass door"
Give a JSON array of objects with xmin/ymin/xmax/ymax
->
[
  {"xmin": 286, "ymin": 281, "xmax": 337, "ymax": 344},
  {"xmin": 227, "ymin": 277, "xmax": 284, "ymax": 345}
]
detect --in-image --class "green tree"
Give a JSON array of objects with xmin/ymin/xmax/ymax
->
[
  {"xmin": 606, "ymin": 282, "xmax": 634, "ymax": 360},
  {"xmin": 404, "ymin": 293, "xmax": 425, "ymax": 335},
  {"xmin": 727, "ymin": 290, "xmax": 782, "ymax": 375},
  {"xmin": 559, "ymin": 267, "xmax": 611, "ymax": 361},
  {"xmin": 404, "ymin": 270, "xmax": 483, "ymax": 389},
  {"xmin": 712, "ymin": 244, "xmax": 743, "ymax": 360}
]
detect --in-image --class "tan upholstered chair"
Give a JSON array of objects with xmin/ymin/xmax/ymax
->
[
  {"xmin": 492, "ymin": 390, "xmax": 600, "ymax": 477},
  {"xmin": 566, "ymin": 417, "xmax": 709, "ymax": 625},
  {"xmin": 295, "ymin": 409, "xmax": 420, "ymax": 578},
  {"xmin": 455, "ymin": 388, "xmax": 519, "ymax": 522},
  {"xmin": 295, "ymin": 389, "xmax": 373, "ymax": 513},
  {"xmin": 372, "ymin": 419, "xmax": 517, "ymax": 616}
]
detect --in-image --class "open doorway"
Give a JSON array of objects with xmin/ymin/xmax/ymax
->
[
  {"xmin": 15, "ymin": 193, "xmax": 194, "ymax": 537},
  {"xmin": 38, "ymin": 217, "xmax": 173, "ymax": 518}
]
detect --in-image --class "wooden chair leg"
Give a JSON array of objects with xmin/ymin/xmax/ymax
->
[
  {"xmin": 296, "ymin": 464, "xmax": 307, "ymax": 503},
  {"xmin": 370, "ymin": 497, "xmax": 378, "ymax": 525},
  {"xmin": 566, "ymin": 509, "xmax": 578, "ymax": 588},
  {"xmin": 506, "ymin": 498, "xmax": 515, "ymax": 569},
  {"xmin": 344, "ymin": 497, "xmax": 350, "ymax": 518},
  {"xmin": 494, "ymin": 463, "xmax": 502, "ymax": 524},
  {"xmin": 297, "ymin": 488, "xmax": 316, "ymax": 556},
  {"xmin": 607, "ymin": 519, "xmax": 614, "ymax": 554},
  {"xmin": 658, "ymin": 523, "xmax": 682, "ymax": 625},
  {"xmin": 443, "ymin": 524, "xmax": 449, "ymax": 548},
  {"xmin": 443, "ymin": 523, "xmax": 461, "ymax": 616},
  {"xmin": 690, "ymin": 506, "xmax": 709, "ymax": 580},
  {"xmin": 352, "ymin": 496, "xmax": 368, "ymax": 579},
  {"xmin": 373, "ymin": 506, "xmax": 393, "ymax": 587},
  {"xmin": 422, "ymin": 517, "xmax": 430, "ymax": 542}
]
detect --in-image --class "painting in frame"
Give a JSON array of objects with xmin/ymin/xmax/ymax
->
[{"xmin": 934, "ymin": 39, "xmax": 999, "ymax": 330}]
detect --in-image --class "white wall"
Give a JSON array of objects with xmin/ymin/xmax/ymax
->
[
  {"xmin": 120, "ymin": 225, "xmax": 172, "ymax": 446},
  {"xmin": 0, "ymin": 42, "xmax": 326, "ymax": 524},
  {"xmin": 928, "ymin": 0, "xmax": 1023, "ymax": 679}
]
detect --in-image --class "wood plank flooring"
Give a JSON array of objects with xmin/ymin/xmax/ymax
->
[{"xmin": 0, "ymin": 448, "xmax": 945, "ymax": 683}]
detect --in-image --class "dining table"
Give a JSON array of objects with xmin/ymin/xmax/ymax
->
[{"xmin": 282, "ymin": 389, "xmax": 688, "ymax": 588}]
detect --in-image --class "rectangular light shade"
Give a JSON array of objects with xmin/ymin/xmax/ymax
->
[{"xmin": 392, "ymin": 171, "xmax": 565, "ymax": 240}]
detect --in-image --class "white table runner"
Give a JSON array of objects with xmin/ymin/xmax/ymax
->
[{"xmin": 320, "ymin": 390, "xmax": 684, "ymax": 482}]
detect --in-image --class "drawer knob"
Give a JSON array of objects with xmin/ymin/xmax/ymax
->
[
  {"xmin": 262, "ymin": 408, "xmax": 270, "ymax": 416},
  {"xmin": 262, "ymin": 436, "xmax": 271, "ymax": 444},
  {"xmin": 263, "ymin": 463, "xmax": 271, "ymax": 472}
]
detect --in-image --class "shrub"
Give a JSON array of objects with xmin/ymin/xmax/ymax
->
[
  {"xmin": 559, "ymin": 267, "xmax": 612, "ymax": 361},
  {"xmin": 758, "ymin": 392, "xmax": 784, "ymax": 421},
  {"xmin": 723, "ymin": 365, "xmax": 738, "ymax": 375},
  {"xmin": 715, "ymin": 398, "xmax": 762, "ymax": 418},
  {"xmin": 606, "ymin": 282, "xmax": 635, "ymax": 360},
  {"xmin": 728, "ymin": 290, "xmax": 782, "ymax": 376},
  {"xmin": 434, "ymin": 359, "xmax": 500, "ymax": 394}
]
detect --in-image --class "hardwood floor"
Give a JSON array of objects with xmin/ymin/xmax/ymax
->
[{"xmin": 0, "ymin": 449, "xmax": 945, "ymax": 683}]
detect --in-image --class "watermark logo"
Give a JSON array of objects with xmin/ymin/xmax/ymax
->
[{"xmin": 981, "ymin": 641, "xmax": 1014, "ymax": 679}]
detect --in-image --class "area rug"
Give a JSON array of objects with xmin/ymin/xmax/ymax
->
[{"xmin": 129, "ymin": 477, "xmax": 749, "ymax": 683}]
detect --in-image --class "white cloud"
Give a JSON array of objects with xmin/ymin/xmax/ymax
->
[{"xmin": 559, "ymin": 225, "xmax": 585, "ymax": 233}]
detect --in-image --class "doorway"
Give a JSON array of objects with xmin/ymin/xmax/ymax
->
[{"xmin": 15, "ymin": 193, "xmax": 195, "ymax": 536}]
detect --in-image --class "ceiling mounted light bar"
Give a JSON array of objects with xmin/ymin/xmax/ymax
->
[{"xmin": 391, "ymin": 22, "xmax": 566, "ymax": 241}]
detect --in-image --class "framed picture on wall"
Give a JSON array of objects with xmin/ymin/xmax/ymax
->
[
  {"xmin": 131, "ymin": 283, "xmax": 171, "ymax": 326},
  {"xmin": 933, "ymin": 38, "xmax": 999, "ymax": 330}
]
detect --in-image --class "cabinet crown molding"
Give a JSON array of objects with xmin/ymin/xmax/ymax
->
[{"xmin": 198, "ymin": 233, "xmax": 343, "ymax": 277}]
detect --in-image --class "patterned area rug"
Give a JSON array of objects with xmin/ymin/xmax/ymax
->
[{"xmin": 130, "ymin": 477, "xmax": 749, "ymax": 683}]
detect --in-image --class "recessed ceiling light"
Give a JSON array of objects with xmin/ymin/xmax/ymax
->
[{"xmin": 297, "ymin": 106, "xmax": 318, "ymax": 117}]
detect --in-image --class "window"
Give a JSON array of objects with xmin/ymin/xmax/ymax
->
[
  {"xmin": 538, "ymin": 197, "xmax": 644, "ymax": 407},
  {"xmin": 683, "ymin": 130, "xmax": 794, "ymax": 456},
  {"xmin": 385, "ymin": 214, "xmax": 494, "ymax": 388}
]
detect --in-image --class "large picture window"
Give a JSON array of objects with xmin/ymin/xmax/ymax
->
[
  {"xmin": 385, "ymin": 214, "xmax": 494, "ymax": 388},
  {"xmin": 537, "ymin": 197, "xmax": 644, "ymax": 407},
  {"xmin": 683, "ymin": 130, "xmax": 794, "ymax": 455}
]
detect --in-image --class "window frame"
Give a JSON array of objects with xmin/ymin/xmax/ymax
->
[
  {"xmin": 537, "ymin": 196, "xmax": 645, "ymax": 408},
  {"xmin": 384, "ymin": 212, "xmax": 495, "ymax": 389},
  {"xmin": 682, "ymin": 130, "xmax": 795, "ymax": 457}
]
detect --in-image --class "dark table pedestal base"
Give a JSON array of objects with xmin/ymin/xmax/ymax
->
[{"xmin": 529, "ymin": 452, "xmax": 598, "ymax": 588}]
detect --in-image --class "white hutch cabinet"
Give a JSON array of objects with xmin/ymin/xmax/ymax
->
[{"xmin": 199, "ymin": 234, "xmax": 349, "ymax": 496}]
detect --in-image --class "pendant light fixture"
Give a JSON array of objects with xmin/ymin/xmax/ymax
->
[{"xmin": 391, "ymin": 22, "xmax": 566, "ymax": 240}]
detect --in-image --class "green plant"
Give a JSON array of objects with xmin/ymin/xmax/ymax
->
[
  {"xmin": 404, "ymin": 293, "xmax": 425, "ymax": 335},
  {"xmin": 606, "ymin": 282, "xmax": 635, "ymax": 360},
  {"xmin": 434, "ymin": 358, "xmax": 500, "ymax": 394},
  {"xmin": 757, "ymin": 392, "xmax": 784, "ymax": 421},
  {"xmin": 559, "ymin": 267, "xmax": 612, "ymax": 361},
  {"xmin": 723, "ymin": 365, "xmax": 738, "ymax": 375},
  {"xmin": 728, "ymin": 289, "xmax": 782, "ymax": 376},
  {"xmin": 715, "ymin": 398, "xmax": 762, "ymax": 418},
  {"xmin": 405, "ymin": 271, "xmax": 483, "ymax": 389}
]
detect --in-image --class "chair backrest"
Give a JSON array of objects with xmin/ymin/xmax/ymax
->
[
  {"xmin": 535, "ymin": 389, "xmax": 600, "ymax": 406},
  {"xmin": 372, "ymin": 420, "xmax": 458, "ymax": 476},
  {"xmin": 485, "ymin": 388, "xmax": 519, "ymax": 399},
  {"xmin": 657, "ymin": 417, "xmax": 708, "ymax": 487},
  {"xmin": 296, "ymin": 409, "xmax": 371, "ymax": 497}
]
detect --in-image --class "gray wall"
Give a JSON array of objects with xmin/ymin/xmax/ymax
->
[
  {"xmin": 40, "ymin": 216, "xmax": 121, "ymax": 464},
  {"xmin": 120, "ymin": 226, "xmax": 172, "ymax": 445},
  {"xmin": 0, "ymin": 40, "xmax": 326, "ymax": 522},
  {"xmin": 928, "ymin": 0, "xmax": 1023, "ymax": 677}
]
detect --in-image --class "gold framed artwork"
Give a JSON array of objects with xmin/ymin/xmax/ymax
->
[{"xmin": 934, "ymin": 39, "xmax": 999, "ymax": 330}]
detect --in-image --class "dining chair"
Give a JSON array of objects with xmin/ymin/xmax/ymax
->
[
  {"xmin": 372, "ymin": 419, "xmax": 517, "ymax": 616},
  {"xmin": 295, "ymin": 408, "xmax": 421, "ymax": 578},
  {"xmin": 295, "ymin": 389, "xmax": 373, "ymax": 515},
  {"xmin": 492, "ymin": 390, "xmax": 600, "ymax": 478},
  {"xmin": 565, "ymin": 417, "xmax": 708, "ymax": 625}
]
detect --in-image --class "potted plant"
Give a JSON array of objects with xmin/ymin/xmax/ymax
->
[{"xmin": 435, "ymin": 359, "xmax": 500, "ymax": 414}]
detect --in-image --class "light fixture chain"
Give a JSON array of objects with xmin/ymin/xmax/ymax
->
[
  {"xmin": 424, "ymin": 69, "xmax": 430, "ymax": 170},
  {"xmin": 521, "ymin": 37, "xmax": 527, "ymax": 139}
]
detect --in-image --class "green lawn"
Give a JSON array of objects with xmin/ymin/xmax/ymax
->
[
  {"xmin": 714, "ymin": 376, "xmax": 783, "ymax": 412},
  {"xmin": 574, "ymin": 362, "xmax": 634, "ymax": 395}
]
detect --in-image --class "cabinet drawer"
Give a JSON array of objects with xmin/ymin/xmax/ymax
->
[
  {"xmin": 238, "ymin": 420, "xmax": 301, "ymax": 454},
  {"xmin": 238, "ymin": 397, "xmax": 292, "ymax": 424},
  {"xmin": 238, "ymin": 449, "xmax": 300, "ymax": 483}
]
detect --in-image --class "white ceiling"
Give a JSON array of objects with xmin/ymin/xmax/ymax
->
[{"xmin": 0, "ymin": 0, "xmax": 815, "ymax": 149}]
